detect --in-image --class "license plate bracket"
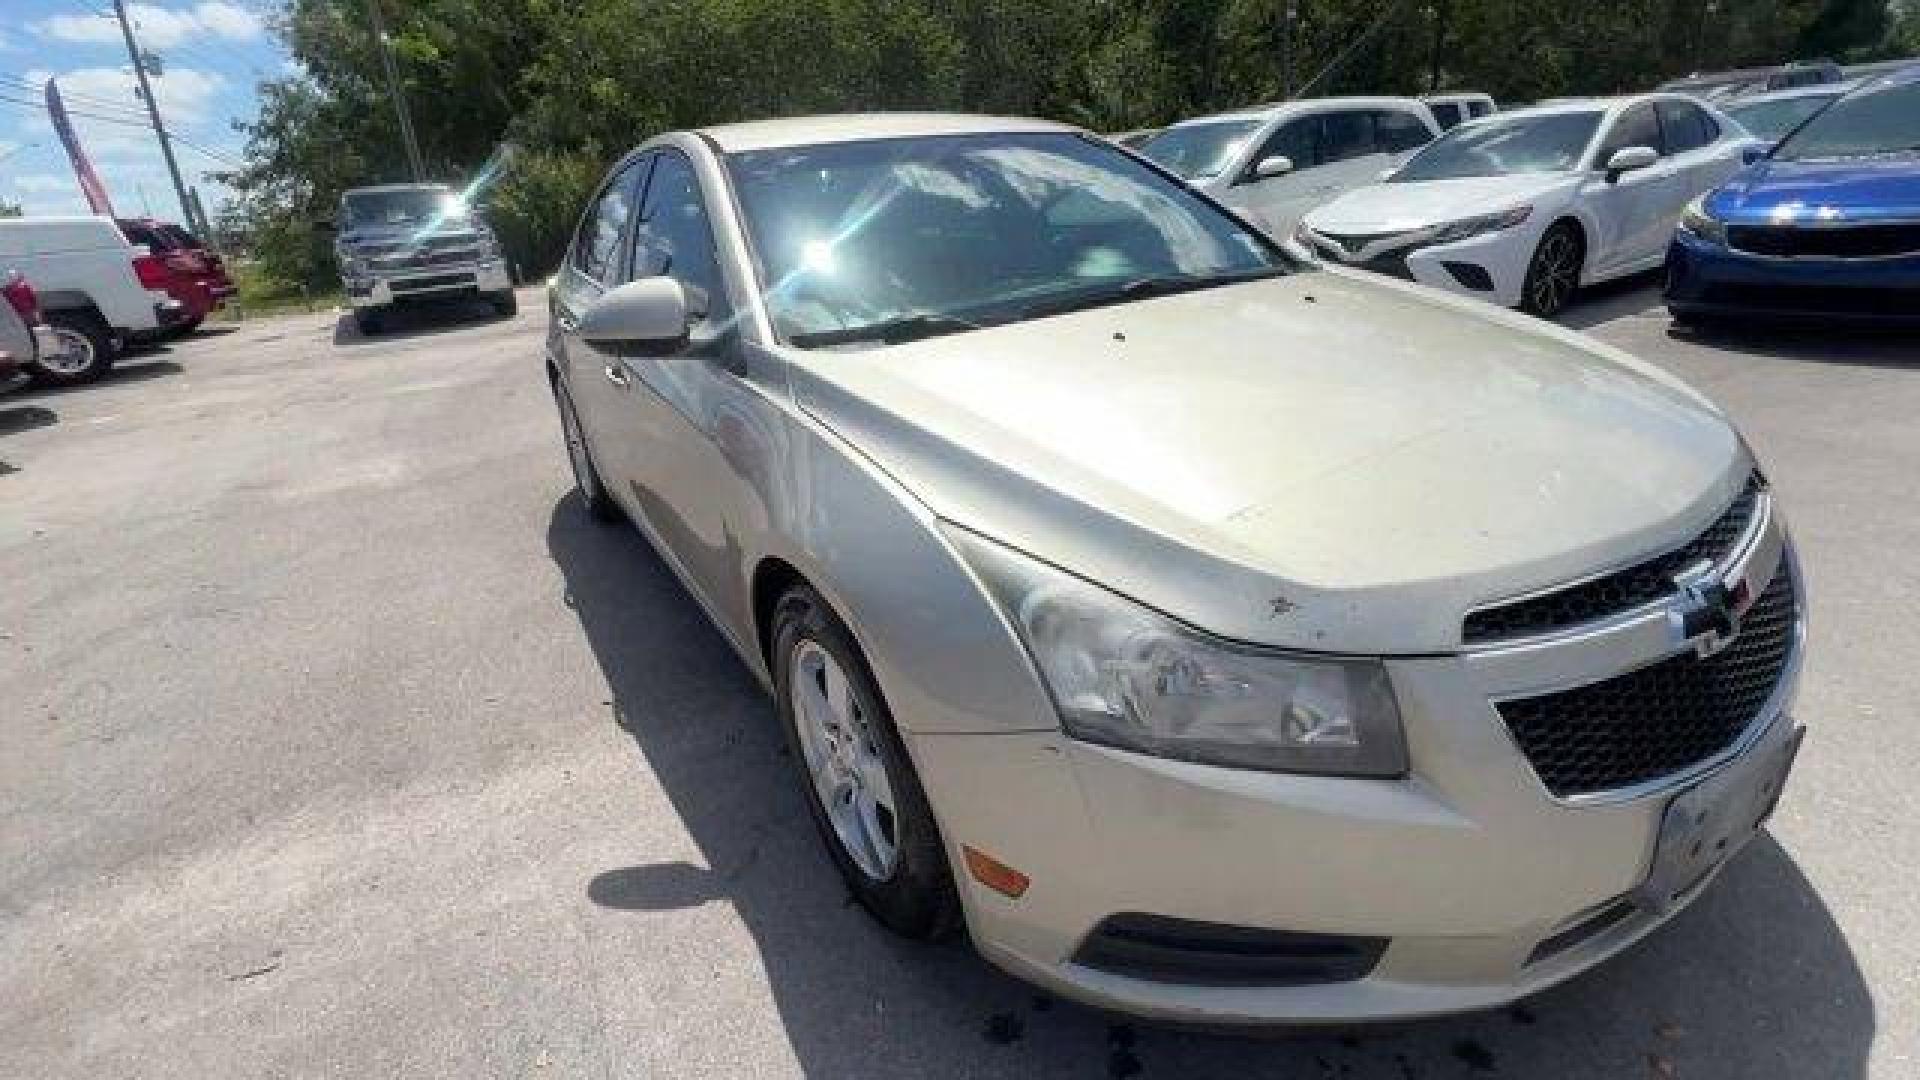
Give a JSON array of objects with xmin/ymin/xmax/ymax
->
[{"xmin": 1636, "ymin": 726, "xmax": 1802, "ymax": 912}]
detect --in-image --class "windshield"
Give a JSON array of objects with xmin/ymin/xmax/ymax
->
[
  {"xmin": 1390, "ymin": 111, "xmax": 1602, "ymax": 181},
  {"xmin": 726, "ymin": 132, "xmax": 1293, "ymax": 348},
  {"xmin": 342, "ymin": 188, "xmax": 464, "ymax": 229},
  {"xmin": 1137, "ymin": 119, "xmax": 1261, "ymax": 180},
  {"xmin": 1727, "ymin": 94, "xmax": 1840, "ymax": 141},
  {"xmin": 1775, "ymin": 80, "xmax": 1920, "ymax": 161}
]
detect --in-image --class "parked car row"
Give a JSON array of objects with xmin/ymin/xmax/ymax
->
[
  {"xmin": 542, "ymin": 111, "xmax": 1808, "ymax": 1026},
  {"xmin": 1127, "ymin": 60, "xmax": 1915, "ymax": 325},
  {"xmin": 0, "ymin": 214, "xmax": 235, "ymax": 389}
]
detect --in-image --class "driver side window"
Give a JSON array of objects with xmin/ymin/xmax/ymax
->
[
  {"xmin": 628, "ymin": 152, "xmax": 722, "ymax": 317},
  {"xmin": 1243, "ymin": 118, "xmax": 1320, "ymax": 181},
  {"xmin": 1596, "ymin": 104, "xmax": 1663, "ymax": 164}
]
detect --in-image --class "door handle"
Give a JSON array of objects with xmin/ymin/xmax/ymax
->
[{"xmin": 603, "ymin": 363, "xmax": 630, "ymax": 388}]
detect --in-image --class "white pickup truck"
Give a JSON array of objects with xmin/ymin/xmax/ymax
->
[{"xmin": 0, "ymin": 216, "xmax": 189, "ymax": 385}]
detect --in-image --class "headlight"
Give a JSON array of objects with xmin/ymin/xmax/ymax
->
[
  {"xmin": 953, "ymin": 529, "xmax": 1408, "ymax": 776},
  {"xmin": 1428, "ymin": 204, "xmax": 1533, "ymax": 246},
  {"xmin": 1679, "ymin": 196, "xmax": 1727, "ymax": 246}
]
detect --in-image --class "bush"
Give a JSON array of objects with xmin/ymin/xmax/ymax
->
[{"xmin": 485, "ymin": 150, "xmax": 604, "ymax": 282}]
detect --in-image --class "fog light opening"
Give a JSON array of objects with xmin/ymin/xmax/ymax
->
[{"xmin": 963, "ymin": 845, "xmax": 1030, "ymax": 898}]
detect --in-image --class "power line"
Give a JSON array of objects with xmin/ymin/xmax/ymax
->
[{"xmin": 0, "ymin": 74, "xmax": 151, "ymax": 120}]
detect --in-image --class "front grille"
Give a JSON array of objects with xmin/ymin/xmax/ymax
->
[
  {"xmin": 1728, "ymin": 221, "xmax": 1920, "ymax": 259},
  {"xmin": 1496, "ymin": 564, "xmax": 1798, "ymax": 799},
  {"xmin": 1702, "ymin": 282, "xmax": 1916, "ymax": 317},
  {"xmin": 389, "ymin": 272, "xmax": 475, "ymax": 292},
  {"xmin": 1464, "ymin": 474, "xmax": 1763, "ymax": 643}
]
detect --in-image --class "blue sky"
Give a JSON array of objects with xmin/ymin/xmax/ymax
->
[{"xmin": 1, "ymin": 1, "xmax": 289, "ymax": 220}]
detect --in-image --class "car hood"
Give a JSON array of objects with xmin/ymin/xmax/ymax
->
[
  {"xmin": 791, "ymin": 272, "xmax": 1745, "ymax": 653},
  {"xmin": 1706, "ymin": 157, "xmax": 1920, "ymax": 223},
  {"xmin": 1306, "ymin": 174, "xmax": 1573, "ymax": 233}
]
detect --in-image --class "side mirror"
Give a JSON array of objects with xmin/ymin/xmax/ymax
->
[
  {"xmin": 1252, "ymin": 155, "xmax": 1295, "ymax": 179},
  {"xmin": 1741, "ymin": 142, "xmax": 1774, "ymax": 165},
  {"xmin": 1604, "ymin": 145, "xmax": 1659, "ymax": 181},
  {"xmin": 578, "ymin": 277, "xmax": 690, "ymax": 353}
]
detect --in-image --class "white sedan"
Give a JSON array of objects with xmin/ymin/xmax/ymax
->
[{"xmin": 1297, "ymin": 94, "xmax": 1757, "ymax": 317}]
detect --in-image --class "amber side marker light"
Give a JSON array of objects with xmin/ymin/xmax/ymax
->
[{"xmin": 963, "ymin": 846, "xmax": 1031, "ymax": 898}]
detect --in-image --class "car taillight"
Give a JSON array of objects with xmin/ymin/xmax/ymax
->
[
  {"xmin": 2, "ymin": 274, "xmax": 38, "ymax": 324},
  {"xmin": 133, "ymin": 253, "xmax": 172, "ymax": 290}
]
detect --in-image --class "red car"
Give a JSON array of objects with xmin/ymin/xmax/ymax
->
[{"xmin": 117, "ymin": 218, "xmax": 236, "ymax": 336}]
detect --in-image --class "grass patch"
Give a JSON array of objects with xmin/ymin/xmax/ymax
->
[{"xmin": 217, "ymin": 261, "xmax": 342, "ymax": 321}]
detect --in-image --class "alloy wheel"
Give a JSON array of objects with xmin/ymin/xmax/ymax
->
[
  {"xmin": 790, "ymin": 639, "xmax": 900, "ymax": 880},
  {"xmin": 38, "ymin": 326, "xmax": 96, "ymax": 376},
  {"xmin": 1528, "ymin": 230, "xmax": 1579, "ymax": 316}
]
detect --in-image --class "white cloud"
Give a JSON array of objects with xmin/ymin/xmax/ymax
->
[
  {"xmin": 45, "ymin": 66, "xmax": 225, "ymax": 126},
  {"xmin": 33, "ymin": 2, "xmax": 264, "ymax": 48}
]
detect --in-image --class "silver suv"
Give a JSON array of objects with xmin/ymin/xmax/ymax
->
[{"xmin": 333, "ymin": 183, "xmax": 515, "ymax": 334}]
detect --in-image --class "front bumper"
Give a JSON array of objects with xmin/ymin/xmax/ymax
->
[
  {"xmin": 1307, "ymin": 225, "xmax": 1537, "ymax": 309},
  {"xmin": 345, "ymin": 258, "xmax": 512, "ymax": 309},
  {"xmin": 909, "ymin": 499, "xmax": 1804, "ymax": 1024},
  {"xmin": 1665, "ymin": 230, "xmax": 1920, "ymax": 322}
]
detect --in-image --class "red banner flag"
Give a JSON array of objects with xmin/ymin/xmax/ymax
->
[{"xmin": 45, "ymin": 78, "xmax": 115, "ymax": 216}]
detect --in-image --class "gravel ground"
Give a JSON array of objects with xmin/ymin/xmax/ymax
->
[{"xmin": 2, "ymin": 283, "xmax": 1915, "ymax": 1079}]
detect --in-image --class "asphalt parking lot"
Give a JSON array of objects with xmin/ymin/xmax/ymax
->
[{"xmin": 3, "ymin": 282, "xmax": 1917, "ymax": 1079}]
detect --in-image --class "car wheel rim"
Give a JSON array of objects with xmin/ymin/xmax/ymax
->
[
  {"xmin": 40, "ymin": 327, "xmax": 95, "ymax": 375},
  {"xmin": 1531, "ymin": 233, "xmax": 1577, "ymax": 314},
  {"xmin": 558, "ymin": 387, "xmax": 594, "ymax": 497},
  {"xmin": 791, "ymin": 639, "xmax": 900, "ymax": 881}
]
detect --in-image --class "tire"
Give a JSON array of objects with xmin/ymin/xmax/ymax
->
[
  {"xmin": 1520, "ymin": 221, "xmax": 1584, "ymax": 319},
  {"xmin": 489, "ymin": 290, "xmax": 518, "ymax": 318},
  {"xmin": 772, "ymin": 585, "xmax": 960, "ymax": 941},
  {"xmin": 354, "ymin": 308, "xmax": 384, "ymax": 336},
  {"xmin": 553, "ymin": 377, "xmax": 621, "ymax": 523},
  {"xmin": 31, "ymin": 310, "xmax": 116, "ymax": 387}
]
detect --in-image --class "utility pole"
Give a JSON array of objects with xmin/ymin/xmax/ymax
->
[
  {"xmin": 1280, "ymin": 0, "xmax": 1299, "ymax": 98},
  {"xmin": 364, "ymin": 0, "xmax": 426, "ymax": 181},
  {"xmin": 112, "ymin": 0, "xmax": 194, "ymax": 225}
]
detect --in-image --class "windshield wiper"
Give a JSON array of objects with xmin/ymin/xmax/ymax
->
[
  {"xmin": 789, "ymin": 312, "xmax": 983, "ymax": 349},
  {"xmin": 1016, "ymin": 268, "xmax": 1286, "ymax": 321}
]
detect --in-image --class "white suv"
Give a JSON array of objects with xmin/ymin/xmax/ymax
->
[
  {"xmin": 0, "ymin": 216, "xmax": 186, "ymax": 385},
  {"xmin": 1137, "ymin": 97, "xmax": 1441, "ymax": 238}
]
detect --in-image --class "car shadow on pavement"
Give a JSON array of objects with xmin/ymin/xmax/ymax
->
[
  {"xmin": 330, "ymin": 299, "xmax": 514, "ymax": 348},
  {"xmin": 546, "ymin": 493, "xmax": 1873, "ymax": 1079},
  {"xmin": 1669, "ymin": 322, "xmax": 1920, "ymax": 369},
  {"xmin": 7, "ymin": 359, "xmax": 183, "ymax": 401},
  {"xmin": 0, "ymin": 404, "xmax": 57, "ymax": 436}
]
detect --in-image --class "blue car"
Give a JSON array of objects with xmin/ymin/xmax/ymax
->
[{"xmin": 1666, "ymin": 66, "xmax": 1920, "ymax": 324}]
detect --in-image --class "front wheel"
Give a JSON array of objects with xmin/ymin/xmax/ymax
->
[
  {"xmin": 773, "ymin": 585, "xmax": 959, "ymax": 941},
  {"xmin": 1520, "ymin": 222, "xmax": 1583, "ymax": 319},
  {"xmin": 554, "ymin": 378, "xmax": 620, "ymax": 522},
  {"xmin": 354, "ymin": 308, "xmax": 384, "ymax": 336},
  {"xmin": 488, "ymin": 290, "xmax": 518, "ymax": 318},
  {"xmin": 31, "ymin": 311, "xmax": 116, "ymax": 387}
]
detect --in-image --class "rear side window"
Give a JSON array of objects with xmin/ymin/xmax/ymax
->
[
  {"xmin": 1469, "ymin": 100, "xmax": 1496, "ymax": 118},
  {"xmin": 1430, "ymin": 101, "xmax": 1465, "ymax": 130},
  {"xmin": 1656, "ymin": 100, "xmax": 1715, "ymax": 153},
  {"xmin": 573, "ymin": 157, "xmax": 649, "ymax": 283},
  {"xmin": 1374, "ymin": 109, "xmax": 1435, "ymax": 152},
  {"xmin": 1596, "ymin": 103, "xmax": 1663, "ymax": 163},
  {"xmin": 119, "ymin": 222, "xmax": 162, "ymax": 250}
]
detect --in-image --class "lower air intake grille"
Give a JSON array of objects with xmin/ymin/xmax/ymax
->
[{"xmin": 1496, "ymin": 564, "xmax": 1798, "ymax": 799}]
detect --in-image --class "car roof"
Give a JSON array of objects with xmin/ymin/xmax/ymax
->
[
  {"xmin": 1864, "ymin": 62, "xmax": 1920, "ymax": 90},
  {"xmin": 1423, "ymin": 92, "xmax": 1493, "ymax": 103},
  {"xmin": 1494, "ymin": 92, "xmax": 1701, "ymax": 123},
  {"xmin": 1725, "ymin": 80, "xmax": 1858, "ymax": 107},
  {"xmin": 698, "ymin": 112, "xmax": 1076, "ymax": 153},
  {"xmin": 1164, "ymin": 96, "xmax": 1432, "ymax": 129}
]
